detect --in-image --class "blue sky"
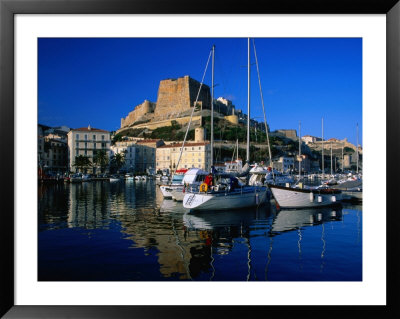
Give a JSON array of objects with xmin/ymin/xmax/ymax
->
[{"xmin": 38, "ymin": 38, "xmax": 362, "ymax": 145}]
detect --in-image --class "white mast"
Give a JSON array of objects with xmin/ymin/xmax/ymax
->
[
  {"xmin": 298, "ymin": 121, "xmax": 301, "ymax": 180},
  {"xmin": 236, "ymin": 139, "xmax": 239, "ymax": 162},
  {"xmin": 252, "ymin": 39, "xmax": 273, "ymax": 174},
  {"xmin": 330, "ymin": 141, "xmax": 333, "ymax": 176},
  {"xmin": 246, "ymin": 38, "xmax": 250, "ymax": 164},
  {"xmin": 356, "ymin": 123, "xmax": 359, "ymax": 174},
  {"xmin": 210, "ymin": 45, "xmax": 215, "ymax": 170},
  {"xmin": 321, "ymin": 117, "xmax": 324, "ymax": 179}
]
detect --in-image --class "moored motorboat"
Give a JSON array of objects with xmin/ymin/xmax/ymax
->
[
  {"xmin": 109, "ymin": 175, "xmax": 122, "ymax": 182},
  {"xmin": 159, "ymin": 169, "xmax": 188, "ymax": 199},
  {"xmin": 70, "ymin": 173, "xmax": 83, "ymax": 183},
  {"xmin": 170, "ymin": 168, "xmax": 208, "ymax": 201}
]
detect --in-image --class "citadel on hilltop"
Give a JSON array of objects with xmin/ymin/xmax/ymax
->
[{"xmin": 118, "ymin": 75, "xmax": 246, "ymax": 134}]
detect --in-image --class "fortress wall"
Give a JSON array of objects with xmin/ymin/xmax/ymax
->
[
  {"xmin": 154, "ymin": 76, "xmax": 211, "ymax": 117},
  {"xmin": 121, "ymin": 100, "xmax": 155, "ymax": 128},
  {"xmin": 188, "ymin": 77, "xmax": 211, "ymax": 109},
  {"xmin": 117, "ymin": 115, "xmax": 202, "ymax": 133}
]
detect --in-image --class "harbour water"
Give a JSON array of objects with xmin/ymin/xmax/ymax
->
[{"xmin": 38, "ymin": 180, "xmax": 362, "ymax": 281}]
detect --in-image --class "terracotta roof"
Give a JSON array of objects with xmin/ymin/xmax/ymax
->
[
  {"xmin": 72, "ymin": 127, "xmax": 109, "ymax": 133},
  {"xmin": 158, "ymin": 142, "xmax": 209, "ymax": 149}
]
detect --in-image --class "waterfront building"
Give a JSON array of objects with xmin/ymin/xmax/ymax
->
[
  {"xmin": 38, "ymin": 124, "xmax": 70, "ymax": 176},
  {"xmin": 295, "ymin": 154, "xmax": 311, "ymax": 173},
  {"xmin": 38, "ymin": 124, "xmax": 49, "ymax": 169},
  {"xmin": 110, "ymin": 144, "xmax": 136, "ymax": 173},
  {"xmin": 273, "ymin": 156, "xmax": 295, "ymax": 173},
  {"xmin": 156, "ymin": 142, "xmax": 211, "ymax": 172},
  {"xmin": 67, "ymin": 125, "xmax": 111, "ymax": 174},
  {"xmin": 114, "ymin": 139, "xmax": 164, "ymax": 173}
]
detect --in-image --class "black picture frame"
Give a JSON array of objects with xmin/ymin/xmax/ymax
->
[{"xmin": 1, "ymin": 0, "xmax": 399, "ymax": 318}]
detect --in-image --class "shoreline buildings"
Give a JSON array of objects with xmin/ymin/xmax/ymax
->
[{"xmin": 67, "ymin": 125, "xmax": 111, "ymax": 174}]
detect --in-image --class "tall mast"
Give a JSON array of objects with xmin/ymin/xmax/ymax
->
[
  {"xmin": 298, "ymin": 121, "xmax": 301, "ymax": 180},
  {"xmin": 321, "ymin": 117, "xmax": 324, "ymax": 178},
  {"xmin": 210, "ymin": 45, "xmax": 215, "ymax": 170},
  {"xmin": 236, "ymin": 139, "xmax": 239, "ymax": 162},
  {"xmin": 330, "ymin": 141, "xmax": 333, "ymax": 176},
  {"xmin": 356, "ymin": 123, "xmax": 359, "ymax": 174},
  {"xmin": 246, "ymin": 38, "xmax": 250, "ymax": 164},
  {"xmin": 252, "ymin": 38, "xmax": 273, "ymax": 174},
  {"xmin": 342, "ymin": 143, "xmax": 344, "ymax": 172}
]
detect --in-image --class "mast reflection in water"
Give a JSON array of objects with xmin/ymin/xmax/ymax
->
[{"xmin": 38, "ymin": 180, "xmax": 362, "ymax": 281}]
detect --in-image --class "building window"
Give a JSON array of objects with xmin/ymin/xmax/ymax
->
[
  {"xmin": 93, "ymin": 135, "xmax": 96, "ymax": 140},
  {"xmin": 85, "ymin": 142, "xmax": 87, "ymax": 148},
  {"xmin": 102, "ymin": 135, "xmax": 105, "ymax": 140},
  {"xmin": 85, "ymin": 150, "xmax": 87, "ymax": 155},
  {"xmin": 94, "ymin": 143, "xmax": 96, "ymax": 149},
  {"xmin": 84, "ymin": 134, "xmax": 87, "ymax": 140},
  {"xmin": 76, "ymin": 134, "xmax": 79, "ymax": 140}
]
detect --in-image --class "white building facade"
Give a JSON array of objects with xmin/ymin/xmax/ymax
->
[{"xmin": 67, "ymin": 125, "xmax": 111, "ymax": 174}]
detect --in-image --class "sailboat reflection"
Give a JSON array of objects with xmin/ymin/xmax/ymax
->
[
  {"xmin": 270, "ymin": 207, "xmax": 343, "ymax": 235},
  {"xmin": 183, "ymin": 206, "xmax": 272, "ymax": 231}
]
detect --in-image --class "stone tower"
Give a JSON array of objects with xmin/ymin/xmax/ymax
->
[
  {"xmin": 154, "ymin": 75, "xmax": 211, "ymax": 118},
  {"xmin": 195, "ymin": 127, "xmax": 205, "ymax": 142}
]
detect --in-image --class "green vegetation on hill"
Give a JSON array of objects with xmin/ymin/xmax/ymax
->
[
  {"xmin": 148, "ymin": 120, "xmax": 195, "ymax": 141},
  {"xmin": 202, "ymin": 116, "xmax": 269, "ymax": 143}
]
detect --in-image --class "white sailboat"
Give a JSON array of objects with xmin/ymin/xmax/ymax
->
[
  {"xmin": 183, "ymin": 39, "xmax": 268, "ymax": 211},
  {"xmin": 269, "ymin": 184, "xmax": 342, "ymax": 209}
]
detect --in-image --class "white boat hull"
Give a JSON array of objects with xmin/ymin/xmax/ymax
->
[
  {"xmin": 183, "ymin": 187, "xmax": 268, "ymax": 211},
  {"xmin": 160, "ymin": 185, "xmax": 182, "ymax": 198},
  {"xmin": 269, "ymin": 185, "xmax": 342, "ymax": 209}
]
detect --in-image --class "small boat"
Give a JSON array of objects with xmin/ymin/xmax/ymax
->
[
  {"xmin": 159, "ymin": 169, "xmax": 187, "ymax": 199},
  {"xmin": 109, "ymin": 175, "xmax": 122, "ymax": 182},
  {"xmin": 160, "ymin": 175, "xmax": 169, "ymax": 182},
  {"xmin": 170, "ymin": 168, "xmax": 209, "ymax": 201},
  {"xmin": 331, "ymin": 178, "xmax": 362, "ymax": 202},
  {"xmin": 248, "ymin": 166, "xmax": 294, "ymax": 186},
  {"xmin": 141, "ymin": 176, "xmax": 147, "ymax": 181},
  {"xmin": 82, "ymin": 174, "xmax": 92, "ymax": 182},
  {"xmin": 70, "ymin": 173, "xmax": 83, "ymax": 183},
  {"xmin": 125, "ymin": 173, "xmax": 134, "ymax": 181},
  {"xmin": 135, "ymin": 176, "xmax": 141, "ymax": 181},
  {"xmin": 269, "ymin": 184, "xmax": 342, "ymax": 209}
]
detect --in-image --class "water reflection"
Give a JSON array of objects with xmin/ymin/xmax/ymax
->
[
  {"xmin": 38, "ymin": 181, "xmax": 361, "ymax": 281},
  {"xmin": 270, "ymin": 207, "xmax": 343, "ymax": 234}
]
